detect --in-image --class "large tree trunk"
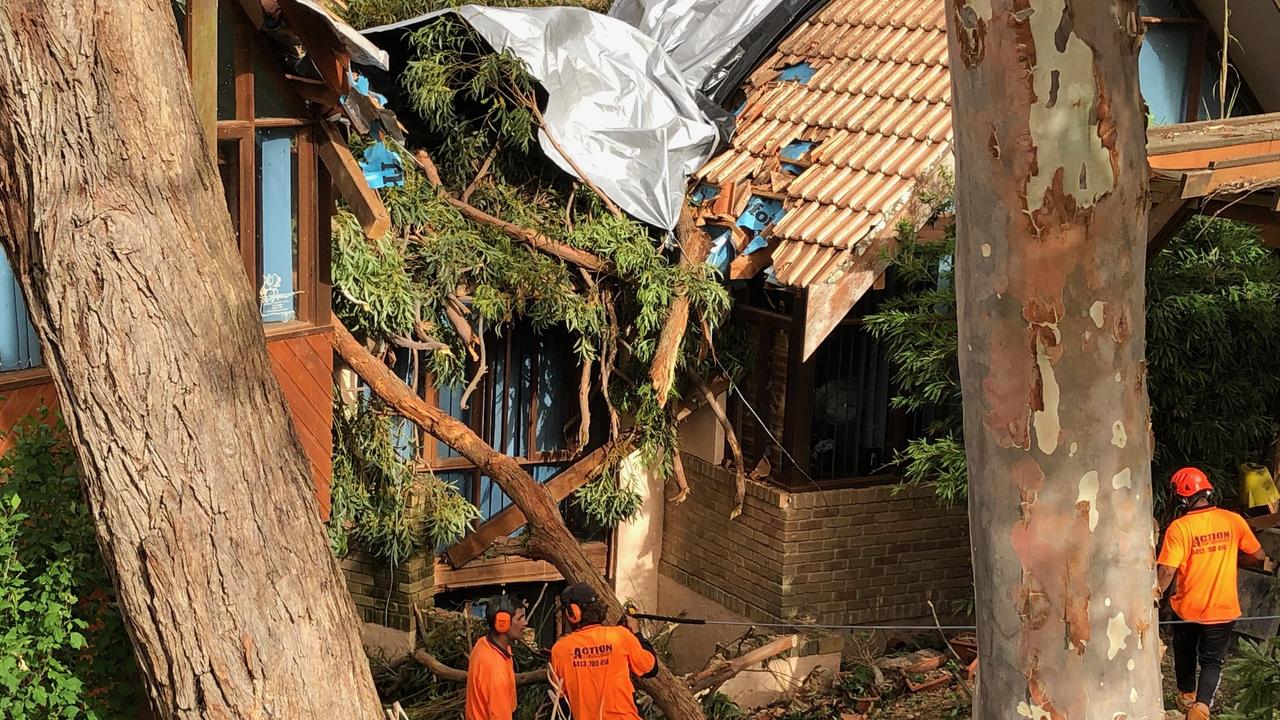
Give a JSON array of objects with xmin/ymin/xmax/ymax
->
[
  {"xmin": 945, "ymin": 2, "xmax": 1162, "ymax": 717},
  {"xmin": 0, "ymin": 2, "xmax": 383, "ymax": 718},
  {"xmin": 332, "ymin": 321, "xmax": 708, "ymax": 720}
]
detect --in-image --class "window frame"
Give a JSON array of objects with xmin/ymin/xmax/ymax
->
[{"xmin": 208, "ymin": 3, "xmax": 325, "ymax": 331}]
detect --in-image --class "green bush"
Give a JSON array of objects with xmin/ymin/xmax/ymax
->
[
  {"xmin": 0, "ymin": 412, "xmax": 140, "ymax": 718},
  {"xmin": 1220, "ymin": 637, "xmax": 1280, "ymax": 719},
  {"xmin": 865, "ymin": 216, "xmax": 1280, "ymax": 516}
]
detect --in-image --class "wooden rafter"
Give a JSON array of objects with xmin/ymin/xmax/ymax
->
[{"xmin": 317, "ymin": 121, "xmax": 391, "ymax": 239}]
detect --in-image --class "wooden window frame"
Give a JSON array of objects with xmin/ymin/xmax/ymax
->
[
  {"xmin": 211, "ymin": 4, "xmax": 325, "ymax": 332},
  {"xmin": 419, "ymin": 332, "xmax": 580, "ymax": 508}
]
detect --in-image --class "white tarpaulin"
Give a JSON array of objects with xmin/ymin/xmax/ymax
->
[
  {"xmin": 364, "ymin": 6, "xmax": 720, "ymax": 230},
  {"xmin": 608, "ymin": 0, "xmax": 787, "ymax": 87}
]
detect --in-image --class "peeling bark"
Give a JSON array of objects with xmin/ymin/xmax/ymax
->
[
  {"xmin": 946, "ymin": 1, "xmax": 1161, "ymax": 718},
  {"xmin": 0, "ymin": 2, "xmax": 383, "ymax": 717}
]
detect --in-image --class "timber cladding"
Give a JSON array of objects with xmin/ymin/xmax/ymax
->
[
  {"xmin": 265, "ymin": 329, "xmax": 334, "ymax": 517},
  {"xmin": 662, "ymin": 454, "xmax": 973, "ymax": 625},
  {"xmin": 0, "ymin": 330, "xmax": 334, "ymax": 516}
]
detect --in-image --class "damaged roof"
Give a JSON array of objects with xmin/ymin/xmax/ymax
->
[{"xmin": 695, "ymin": 0, "xmax": 952, "ymax": 290}]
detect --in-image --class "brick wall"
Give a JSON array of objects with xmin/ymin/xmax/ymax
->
[
  {"xmin": 662, "ymin": 454, "xmax": 973, "ymax": 624},
  {"xmin": 341, "ymin": 549, "xmax": 434, "ymax": 631}
]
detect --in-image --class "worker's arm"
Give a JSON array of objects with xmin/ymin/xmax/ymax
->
[
  {"xmin": 1156, "ymin": 563, "xmax": 1178, "ymax": 595},
  {"xmin": 619, "ymin": 626, "xmax": 659, "ymax": 678},
  {"xmin": 1155, "ymin": 523, "xmax": 1186, "ymax": 597},
  {"xmin": 1241, "ymin": 547, "xmax": 1277, "ymax": 573},
  {"xmin": 1235, "ymin": 515, "xmax": 1274, "ymax": 573}
]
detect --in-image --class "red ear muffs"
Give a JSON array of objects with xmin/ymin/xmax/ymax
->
[
  {"xmin": 566, "ymin": 603, "xmax": 582, "ymax": 624},
  {"xmin": 493, "ymin": 611, "xmax": 512, "ymax": 634}
]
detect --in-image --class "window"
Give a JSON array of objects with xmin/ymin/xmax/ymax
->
[
  {"xmin": 379, "ymin": 324, "xmax": 604, "ymax": 541},
  {"xmin": 179, "ymin": 0, "xmax": 326, "ymax": 327},
  {"xmin": 1138, "ymin": 0, "xmax": 1262, "ymax": 125},
  {"xmin": 729, "ymin": 275, "xmax": 933, "ymax": 488},
  {"xmin": 0, "ymin": 250, "xmax": 40, "ymax": 372}
]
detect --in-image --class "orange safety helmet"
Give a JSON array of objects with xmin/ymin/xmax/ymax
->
[{"xmin": 1171, "ymin": 467, "xmax": 1213, "ymax": 498}]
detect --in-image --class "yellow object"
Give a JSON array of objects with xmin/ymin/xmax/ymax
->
[
  {"xmin": 1239, "ymin": 463, "xmax": 1280, "ymax": 509},
  {"xmin": 1186, "ymin": 702, "xmax": 1210, "ymax": 720},
  {"xmin": 1176, "ymin": 692, "xmax": 1196, "ymax": 713}
]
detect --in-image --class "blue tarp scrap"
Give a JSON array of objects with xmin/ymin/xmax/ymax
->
[
  {"xmin": 361, "ymin": 140, "xmax": 405, "ymax": 189},
  {"xmin": 777, "ymin": 61, "xmax": 815, "ymax": 84},
  {"xmin": 781, "ymin": 139, "xmax": 817, "ymax": 174},
  {"xmin": 347, "ymin": 71, "xmax": 388, "ymax": 106},
  {"xmin": 744, "ymin": 234, "xmax": 769, "ymax": 255},
  {"xmin": 705, "ymin": 225, "xmax": 735, "ymax": 274},
  {"xmin": 736, "ymin": 195, "xmax": 786, "ymax": 233},
  {"xmin": 690, "ymin": 183, "xmax": 721, "ymax": 206}
]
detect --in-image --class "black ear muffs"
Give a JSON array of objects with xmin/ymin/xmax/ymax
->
[
  {"xmin": 493, "ymin": 611, "xmax": 512, "ymax": 634},
  {"xmin": 565, "ymin": 603, "xmax": 582, "ymax": 624}
]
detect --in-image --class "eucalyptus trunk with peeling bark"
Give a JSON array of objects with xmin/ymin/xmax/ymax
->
[
  {"xmin": 946, "ymin": 1, "xmax": 1162, "ymax": 717},
  {"xmin": 0, "ymin": 2, "xmax": 383, "ymax": 718}
]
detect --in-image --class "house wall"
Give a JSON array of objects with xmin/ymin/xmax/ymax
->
[
  {"xmin": 661, "ymin": 453, "xmax": 973, "ymax": 625},
  {"xmin": 0, "ymin": 327, "xmax": 335, "ymax": 516}
]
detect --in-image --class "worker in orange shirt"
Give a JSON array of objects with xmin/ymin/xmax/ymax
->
[
  {"xmin": 1157, "ymin": 467, "xmax": 1276, "ymax": 720},
  {"xmin": 549, "ymin": 583, "xmax": 659, "ymax": 719},
  {"xmin": 465, "ymin": 595, "xmax": 528, "ymax": 720}
]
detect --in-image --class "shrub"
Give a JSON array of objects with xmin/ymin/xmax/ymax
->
[{"xmin": 0, "ymin": 411, "xmax": 140, "ymax": 718}]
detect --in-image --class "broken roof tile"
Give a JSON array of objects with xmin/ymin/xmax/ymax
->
[{"xmin": 694, "ymin": 0, "xmax": 952, "ymax": 288}]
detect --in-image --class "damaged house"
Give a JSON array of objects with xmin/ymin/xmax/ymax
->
[
  {"xmin": 333, "ymin": 0, "xmax": 1280, "ymax": 683},
  {"xmin": 5, "ymin": 0, "xmax": 1280, "ymax": 703}
]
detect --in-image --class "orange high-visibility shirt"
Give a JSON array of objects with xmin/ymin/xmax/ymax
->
[
  {"xmin": 549, "ymin": 625, "xmax": 657, "ymax": 720},
  {"xmin": 465, "ymin": 636, "xmax": 517, "ymax": 720},
  {"xmin": 1158, "ymin": 507, "xmax": 1262, "ymax": 624}
]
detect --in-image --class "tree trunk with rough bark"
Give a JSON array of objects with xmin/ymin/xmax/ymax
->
[
  {"xmin": 0, "ymin": 2, "xmax": 383, "ymax": 718},
  {"xmin": 331, "ymin": 320, "xmax": 708, "ymax": 720},
  {"xmin": 945, "ymin": 1, "xmax": 1162, "ymax": 717}
]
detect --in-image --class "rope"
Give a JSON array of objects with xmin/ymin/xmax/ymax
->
[{"xmin": 641, "ymin": 615, "xmax": 1280, "ymax": 633}]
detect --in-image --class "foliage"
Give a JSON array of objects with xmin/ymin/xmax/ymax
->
[
  {"xmin": 1219, "ymin": 637, "xmax": 1280, "ymax": 719},
  {"xmin": 699, "ymin": 693, "xmax": 744, "ymax": 720},
  {"xmin": 0, "ymin": 412, "xmax": 140, "ymax": 718},
  {"xmin": 866, "ymin": 213, "xmax": 1280, "ymax": 514},
  {"xmin": 572, "ymin": 465, "xmax": 643, "ymax": 528},
  {"xmin": 1146, "ymin": 216, "xmax": 1280, "ymax": 511},
  {"xmin": 340, "ymin": 0, "xmax": 611, "ymax": 31},
  {"xmin": 329, "ymin": 396, "xmax": 479, "ymax": 563},
  {"xmin": 330, "ymin": 15, "xmax": 731, "ymax": 506}
]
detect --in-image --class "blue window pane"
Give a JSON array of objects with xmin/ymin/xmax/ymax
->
[
  {"xmin": 478, "ymin": 476, "xmax": 513, "ymax": 521},
  {"xmin": 531, "ymin": 465, "xmax": 560, "ymax": 484},
  {"xmin": 436, "ymin": 470, "xmax": 474, "ymax": 503},
  {"xmin": 490, "ymin": 340, "xmax": 529, "ymax": 456},
  {"xmin": 435, "ymin": 380, "xmax": 468, "ymax": 460},
  {"xmin": 535, "ymin": 335, "xmax": 569, "ymax": 453},
  {"xmin": 0, "ymin": 250, "xmax": 40, "ymax": 372},
  {"xmin": 256, "ymin": 129, "xmax": 299, "ymax": 323}
]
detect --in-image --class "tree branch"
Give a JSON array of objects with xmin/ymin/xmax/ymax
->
[
  {"xmin": 686, "ymin": 635, "xmax": 799, "ymax": 693},
  {"xmin": 691, "ymin": 375, "xmax": 745, "ymax": 519},
  {"xmin": 528, "ymin": 103, "xmax": 622, "ymax": 220},
  {"xmin": 331, "ymin": 319, "xmax": 706, "ymax": 717},
  {"xmin": 650, "ymin": 205, "xmax": 709, "ymax": 406},
  {"xmin": 408, "ymin": 150, "xmax": 608, "ymax": 272}
]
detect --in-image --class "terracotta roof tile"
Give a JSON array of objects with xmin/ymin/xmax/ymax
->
[{"xmin": 694, "ymin": 0, "xmax": 952, "ymax": 287}]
